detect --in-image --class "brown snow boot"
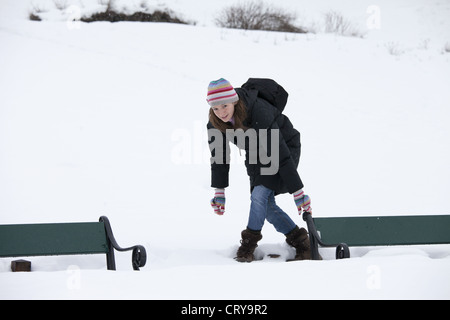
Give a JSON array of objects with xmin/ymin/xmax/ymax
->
[
  {"xmin": 285, "ymin": 226, "xmax": 312, "ymax": 261},
  {"xmin": 235, "ymin": 228, "xmax": 263, "ymax": 263}
]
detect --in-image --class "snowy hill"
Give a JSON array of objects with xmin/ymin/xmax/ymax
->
[{"xmin": 1, "ymin": 0, "xmax": 450, "ymax": 300}]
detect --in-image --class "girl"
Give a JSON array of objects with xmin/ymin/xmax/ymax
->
[{"xmin": 206, "ymin": 78, "xmax": 313, "ymax": 262}]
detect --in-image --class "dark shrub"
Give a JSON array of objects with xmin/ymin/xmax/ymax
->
[
  {"xmin": 81, "ymin": 9, "xmax": 188, "ymax": 24},
  {"xmin": 216, "ymin": 2, "xmax": 307, "ymax": 33}
]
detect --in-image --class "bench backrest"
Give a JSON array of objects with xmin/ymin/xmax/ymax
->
[
  {"xmin": 313, "ymin": 215, "xmax": 450, "ymax": 247},
  {"xmin": 0, "ymin": 222, "xmax": 109, "ymax": 257}
]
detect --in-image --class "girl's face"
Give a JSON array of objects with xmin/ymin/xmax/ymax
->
[{"xmin": 212, "ymin": 102, "xmax": 235, "ymax": 123}]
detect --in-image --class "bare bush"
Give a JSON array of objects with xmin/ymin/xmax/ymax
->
[
  {"xmin": 216, "ymin": 2, "xmax": 306, "ymax": 33},
  {"xmin": 324, "ymin": 11, "xmax": 364, "ymax": 38},
  {"xmin": 28, "ymin": 1, "xmax": 47, "ymax": 21},
  {"xmin": 385, "ymin": 41, "xmax": 404, "ymax": 56},
  {"xmin": 29, "ymin": 13, "xmax": 42, "ymax": 21},
  {"xmin": 444, "ymin": 42, "xmax": 450, "ymax": 53},
  {"xmin": 54, "ymin": 0, "xmax": 69, "ymax": 11}
]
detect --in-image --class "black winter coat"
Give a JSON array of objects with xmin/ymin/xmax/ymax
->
[{"xmin": 207, "ymin": 79, "xmax": 303, "ymax": 195}]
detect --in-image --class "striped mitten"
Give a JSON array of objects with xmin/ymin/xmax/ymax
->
[
  {"xmin": 210, "ymin": 188, "xmax": 225, "ymax": 215},
  {"xmin": 293, "ymin": 189, "xmax": 311, "ymax": 215}
]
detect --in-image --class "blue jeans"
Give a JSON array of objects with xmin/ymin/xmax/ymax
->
[{"xmin": 247, "ymin": 185, "xmax": 297, "ymax": 235}]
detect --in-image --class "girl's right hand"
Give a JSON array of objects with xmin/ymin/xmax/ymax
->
[
  {"xmin": 293, "ymin": 189, "xmax": 312, "ymax": 215},
  {"xmin": 210, "ymin": 188, "xmax": 225, "ymax": 215}
]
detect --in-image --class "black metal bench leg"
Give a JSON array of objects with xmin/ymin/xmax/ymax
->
[
  {"xmin": 304, "ymin": 212, "xmax": 321, "ymax": 260},
  {"xmin": 106, "ymin": 240, "xmax": 116, "ymax": 271}
]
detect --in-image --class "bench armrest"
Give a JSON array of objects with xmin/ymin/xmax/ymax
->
[{"xmin": 99, "ymin": 216, "xmax": 147, "ymax": 271}]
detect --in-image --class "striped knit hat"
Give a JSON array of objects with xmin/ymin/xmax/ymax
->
[{"xmin": 206, "ymin": 78, "xmax": 239, "ymax": 107}]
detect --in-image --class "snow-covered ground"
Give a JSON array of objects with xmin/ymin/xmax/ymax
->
[{"xmin": 1, "ymin": 0, "xmax": 450, "ymax": 300}]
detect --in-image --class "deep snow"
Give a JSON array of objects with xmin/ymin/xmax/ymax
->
[{"xmin": 1, "ymin": 0, "xmax": 450, "ymax": 300}]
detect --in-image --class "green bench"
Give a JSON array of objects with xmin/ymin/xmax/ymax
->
[
  {"xmin": 0, "ymin": 216, "xmax": 146, "ymax": 271},
  {"xmin": 303, "ymin": 213, "xmax": 450, "ymax": 260}
]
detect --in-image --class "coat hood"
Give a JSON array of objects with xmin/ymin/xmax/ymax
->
[{"xmin": 236, "ymin": 87, "xmax": 281, "ymax": 130}]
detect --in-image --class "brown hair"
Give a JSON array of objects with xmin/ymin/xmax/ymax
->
[{"xmin": 209, "ymin": 99, "xmax": 248, "ymax": 133}]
